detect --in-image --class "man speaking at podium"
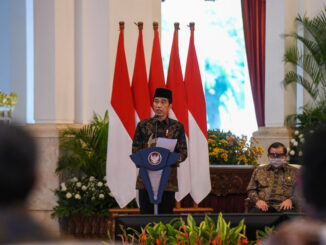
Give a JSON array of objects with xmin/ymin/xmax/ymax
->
[{"xmin": 132, "ymin": 88, "xmax": 188, "ymax": 214}]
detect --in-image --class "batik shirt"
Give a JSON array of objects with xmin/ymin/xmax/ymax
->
[
  {"xmin": 132, "ymin": 116, "xmax": 188, "ymax": 192},
  {"xmin": 247, "ymin": 163, "xmax": 299, "ymax": 209}
]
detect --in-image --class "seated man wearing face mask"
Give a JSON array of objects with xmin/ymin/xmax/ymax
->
[{"xmin": 247, "ymin": 142, "xmax": 299, "ymax": 213}]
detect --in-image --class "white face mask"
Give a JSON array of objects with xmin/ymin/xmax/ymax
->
[{"xmin": 270, "ymin": 158, "xmax": 285, "ymax": 168}]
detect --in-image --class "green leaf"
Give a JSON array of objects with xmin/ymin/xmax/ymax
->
[
  {"xmin": 187, "ymin": 214, "xmax": 197, "ymax": 231},
  {"xmin": 166, "ymin": 224, "xmax": 178, "ymax": 236},
  {"xmin": 189, "ymin": 230, "xmax": 197, "ymax": 244}
]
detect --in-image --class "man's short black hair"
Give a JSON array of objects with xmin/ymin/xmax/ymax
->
[
  {"xmin": 302, "ymin": 125, "xmax": 326, "ymax": 210},
  {"xmin": 267, "ymin": 142, "xmax": 287, "ymax": 155},
  {"xmin": 0, "ymin": 123, "xmax": 37, "ymax": 206}
]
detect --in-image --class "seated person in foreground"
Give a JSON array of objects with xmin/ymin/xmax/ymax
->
[
  {"xmin": 263, "ymin": 125, "xmax": 326, "ymax": 245},
  {"xmin": 0, "ymin": 123, "xmax": 57, "ymax": 243},
  {"xmin": 247, "ymin": 142, "xmax": 299, "ymax": 213}
]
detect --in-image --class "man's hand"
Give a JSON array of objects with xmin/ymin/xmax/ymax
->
[
  {"xmin": 256, "ymin": 200, "xmax": 269, "ymax": 211},
  {"xmin": 279, "ymin": 199, "xmax": 292, "ymax": 211}
]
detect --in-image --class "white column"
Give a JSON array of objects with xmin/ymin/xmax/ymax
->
[
  {"xmin": 75, "ymin": 0, "xmax": 111, "ymax": 123},
  {"xmin": 34, "ymin": 0, "xmax": 75, "ymax": 123},
  {"xmin": 265, "ymin": 0, "xmax": 286, "ymax": 127},
  {"xmin": 284, "ymin": 0, "xmax": 299, "ymax": 119},
  {"xmin": 74, "ymin": 0, "xmax": 89, "ymax": 123},
  {"xmin": 295, "ymin": 0, "xmax": 304, "ymax": 115},
  {"xmin": 26, "ymin": 0, "xmax": 34, "ymax": 123}
]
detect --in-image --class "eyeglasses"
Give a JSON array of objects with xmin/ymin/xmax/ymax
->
[{"xmin": 268, "ymin": 153, "xmax": 286, "ymax": 158}]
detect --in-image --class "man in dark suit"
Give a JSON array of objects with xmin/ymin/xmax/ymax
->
[{"xmin": 132, "ymin": 88, "xmax": 188, "ymax": 214}]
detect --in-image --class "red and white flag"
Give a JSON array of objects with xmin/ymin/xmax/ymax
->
[
  {"xmin": 185, "ymin": 23, "xmax": 211, "ymax": 204},
  {"xmin": 149, "ymin": 22, "xmax": 166, "ymax": 114},
  {"xmin": 166, "ymin": 23, "xmax": 191, "ymax": 202},
  {"xmin": 131, "ymin": 22, "xmax": 151, "ymax": 122},
  {"xmin": 107, "ymin": 22, "xmax": 137, "ymax": 208}
]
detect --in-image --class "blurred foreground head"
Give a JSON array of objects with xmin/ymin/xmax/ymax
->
[
  {"xmin": 302, "ymin": 124, "xmax": 326, "ymax": 212},
  {"xmin": 0, "ymin": 123, "xmax": 37, "ymax": 206}
]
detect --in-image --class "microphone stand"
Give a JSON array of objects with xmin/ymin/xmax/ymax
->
[{"xmin": 154, "ymin": 204, "xmax": 158, "ymax": 216}]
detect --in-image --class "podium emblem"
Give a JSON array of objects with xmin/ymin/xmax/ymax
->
[
  {"xmin": 148, "ymin": 152, "xmax": 162, "ymax": 165},
  {"xmin": 130, "ymin": 147, "xmax": 179, "ymax": 205}
]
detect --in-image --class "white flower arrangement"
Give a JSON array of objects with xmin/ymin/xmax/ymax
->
[
  {"xmin": 288, "ymin": 129, "xmax": 305, "ymax": 164},
  {"xmin": 52, "ymin": 176, "xmax": 119, "ymax": 218}
]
